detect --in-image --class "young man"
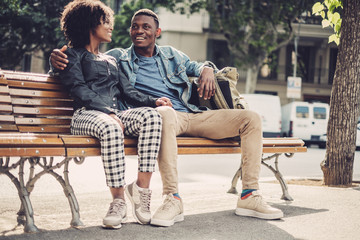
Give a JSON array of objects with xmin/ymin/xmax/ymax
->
[{"xmin": 50, "ymin": 9, "xmax": 283, "ymax": 227}]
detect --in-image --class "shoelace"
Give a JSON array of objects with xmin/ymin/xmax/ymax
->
[
  {"xmin": 108, "ymin": 200, "xmax": 125, "ymax": 215},
  {"xmin": 161, "ymin": 196, "xmax": 176, "ymax": 211},
  {"xmin": 251, "ymin": 193, "xmax": 266, "ymax": 208},
  {"xmin": 140, "ymin": 191, "xmax": 151, "ymax": 212}
]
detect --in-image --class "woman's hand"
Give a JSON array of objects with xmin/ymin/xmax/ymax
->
[
  {"xmin": 156, "ymin": 97, "xmax": 173, "ymax": 107},
  {"xmin": 109, "ymin": 113, "xmax": 125, "ymax": 132}
]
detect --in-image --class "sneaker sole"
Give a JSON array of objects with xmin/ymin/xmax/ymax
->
[
  {"xmin": 125, "ymin": 186, "xmax": 150, "ymax": 225},
  {"xmin": 235, "ymin": 208, "xmax": 283, "ymax": 219},
  {"xmin": 102, "ymin": 223, "xmax": 122, "ymax": 229},
  {"xmin": 102, "ymin": 216, "xmax": 128, "ymax": 229},
  {"xmin": 150, "ymin": 213, "xmax": 184, "ymax": 227}
]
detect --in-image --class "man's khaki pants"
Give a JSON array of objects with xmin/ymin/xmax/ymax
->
[{"xmin": 156, "ymin": 106, "xmax": 262, "ymax": 195}]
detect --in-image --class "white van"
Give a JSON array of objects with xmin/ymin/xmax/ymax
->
[
  {"xmin": 243, "ymin": 94, "xmax": 282, "ymax": 137},
  {"xmin": 281, "ymin": 101, "xmax": 329, "ymax": 148}
]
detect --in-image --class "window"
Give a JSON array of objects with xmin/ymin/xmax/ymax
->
[
  {"xmin": 114, "ymin": 0, "xmax": 123, "ymax": 14},
  {"xmin": 296, "ymin": 106, "xmax": 309, "ymax": 118},
  {"xmin": 286, "ymin": 45, "xmax": 316, "ymax": 83},
  {"xmin": 207, "ymin": 39, "xmax": 232, "ymax": 69},
  {"xmin": 22, "ymin": 54, "xmax": 31, "ymax": 72},
  {"xmin": 313, "ymin": 107, "xmax": 326, "ymax": 119},
  {"xmin": 328, "ymin": 48, "xmax": 338, "ymax": 85}
]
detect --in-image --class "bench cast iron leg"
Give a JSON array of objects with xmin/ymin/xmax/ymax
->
[
  {"xmin": 62, "ymin": 158, "xmax": 84, "ymax": 228},
  {"xmin": 227, "ymin": 160, "xmax": 242, "ymax": 194},
  {"xmin": 39, "ymin": 157, "xmax": 84, "ymax": 228},
  {"xmin": 228, "ymin": 154, "xmax": 294, "ymax": 201},
  {"xmin": 261, "ymin": 154, "xmax": 293, "ymax": 201},
  {"xmin": 17, "ymin": 158, "xmax": 40, "ymax": 233}
]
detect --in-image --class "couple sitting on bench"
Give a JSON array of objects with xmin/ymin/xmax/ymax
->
[{"xmin": 52, "ymin": 0, "xmax": 283, "ymax": 230}]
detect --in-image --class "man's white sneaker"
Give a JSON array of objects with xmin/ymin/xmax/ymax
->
[
  {"xmin": 102, "ymin": 198, "xmax": 127, "ymax": 229},
  {"xmin": 235, "ymin": 191, "xmax": 283, "ymax": 220},
  {"xmin": 125, "ymin": 181, "xmax": 152, "ymax": 224},
  {"xmin": 151, "ymin": 193, "xmax": 184, "ymax": 227}
]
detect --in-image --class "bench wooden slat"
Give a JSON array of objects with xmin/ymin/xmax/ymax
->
[
  {"xmin": 17, "ymin": 126, "xmax": 71, "ymax": 133},
  {"xmin": 263, "ymin": 146, "xmax": 307, "ymax": 153},
  {"xmin": 0, "ymin": 115, "xmax": 15, "ymax": 122},
  {"xmin": 0, "ymin": 133, "xmax": 60, "ymax": 137},
  {"xmin": 0, "ymin": 95, "xmax": 11, "ymax": 103},
  {"xmin": 176, "ymin": 137, "xmax": 240, "ymax": 147},
  {"xmin": 15, "ymin": 117, "xmax": 71, "ymax": 125},
  {"xmin": 67, "ymin": 147, "xmax": 146, "ymax": 156},
  {"xmin": 12, "ymin": 97, "xmax": 73, "ymax": 107},
  {"xmin": 0, "ymin": 77, "xmax": 8, "ymax": 84},
  {"xmin": 0, "ymin": 147, "xmax": 65, "ymax": 156},
  {"xmin": 3, "ymin": 71, "xmax": 58, "ymax": 83},
  {"xmin": 60, "ymin": 135, "xmax": 138, "ymax": 147},
  {"xmin": 0, "ymin": 124, "xmax": 18, "ymax": 131},
  {"xmin": 67, "ymin": 147, "xmax": 242, "ymax": 156},
  {"xmin": 13, "ymin": 106, "xmax": 73, "ymax": 115},
  {"xmin": 9, "ymin": 88, "xmax": 70, "ymax": 98},
  {"xmin": 0, "ymin": 136, "xmax": 64, "ymax": 146},
  {"xmin": 262, "ymin": 138, "xmax": 304, "ymax": 147},
  {"xmin": 60, "ymin": 136, "xmax": 307, "ymax": 153},
  {"xmin": 0, "ymin": 86, "xmax": 9, "ymax": 94},
  {"xmin": 0, "ymin": 104, "xmax": 12, "ymax": 112},
  {"xmin": 7, "ymin": 79, "xmax": 66, "ymax": 91},
  {"xmin": 178, "ymin": 147, "xmax": 242, "ymax": 154}
]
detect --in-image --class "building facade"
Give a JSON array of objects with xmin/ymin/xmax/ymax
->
[
  {"xmin": 22, "ymin": 3, "xmax": 336, "ymax": 106},
  {"xmin": 156, "ymin": 8, "xmax": 336, "ymax": 106}
]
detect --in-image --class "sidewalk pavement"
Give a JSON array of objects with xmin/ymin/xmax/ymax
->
[{"xmin": 1, "ymin": 179, "xmax": 359, "ymax": 240}]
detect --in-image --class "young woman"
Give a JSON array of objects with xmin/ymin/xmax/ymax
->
[{"xmin": 59, "ymin": 0, "xmax": 171, "ymax": 229}]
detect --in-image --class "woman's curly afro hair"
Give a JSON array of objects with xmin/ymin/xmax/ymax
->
[{"xmin": 60, "ymin": 0, "xmax": 114, "ymax": 48}]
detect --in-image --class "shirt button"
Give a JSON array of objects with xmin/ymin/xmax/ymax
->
[
  {"xmin": 113, "ymin": 104, "xmax": 116, "ymax": 107},
  {"xmin": 113, "ymin": 98, "xmax": 116, "ymax": 101}
]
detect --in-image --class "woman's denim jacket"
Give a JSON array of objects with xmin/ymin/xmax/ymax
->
[{"xmin": 106, "ymin": 44, "xmax": 212, "ymax": 113}]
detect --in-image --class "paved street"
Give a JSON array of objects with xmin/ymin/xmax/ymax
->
[{"xmin": 0, "ymin": 148, "xmax": 359, "ymax": 239}]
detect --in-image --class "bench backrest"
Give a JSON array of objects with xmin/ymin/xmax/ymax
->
[{"xmin": 0, "ymin": 70, "xmax": 73, "ymax": 134}]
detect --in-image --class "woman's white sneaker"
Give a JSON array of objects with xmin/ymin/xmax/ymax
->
[{"xmin": 102, "ymin": 198, "xmax": 127, "ymax": 229}]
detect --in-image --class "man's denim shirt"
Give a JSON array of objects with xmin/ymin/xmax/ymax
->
[{"xmin": 106, "ymin": 44, "xmax": 210, "ymax": 113}]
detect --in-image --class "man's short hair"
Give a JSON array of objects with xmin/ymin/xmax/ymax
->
[{"xmin": 131, "ymin": 9, "xmax": 159, "ymax": 28}]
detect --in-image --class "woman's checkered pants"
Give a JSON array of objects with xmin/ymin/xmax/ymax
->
[{"xmin": 70, "ymin": 107, "xmax": 162, "ymax": 188}]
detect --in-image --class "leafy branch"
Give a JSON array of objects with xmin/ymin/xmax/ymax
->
[{"xmin": 312, "ymin": 0, "xmax": 343, "ymax": 45}]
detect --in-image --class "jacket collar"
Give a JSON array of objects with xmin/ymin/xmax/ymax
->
[{"xmin": 122, "ymin": 44, "xmax": 174, "ymax": 63}]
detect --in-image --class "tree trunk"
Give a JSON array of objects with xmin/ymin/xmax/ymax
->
[
  {"xmin": 322, "ymin": 0, "xmax": 360, "ymax": 186},
  {"xmin": 245, "ymin": 65, "xmax": 260, "ymax": 94}
]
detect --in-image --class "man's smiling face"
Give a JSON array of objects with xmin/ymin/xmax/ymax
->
[{"xmin": 130, "ymin": 14, "xmax": 161, "ymax": 54}]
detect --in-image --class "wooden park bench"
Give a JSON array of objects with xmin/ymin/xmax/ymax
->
[{"xmin": 0, "ymin": 70, "xmax": 307, "ymax": 233}]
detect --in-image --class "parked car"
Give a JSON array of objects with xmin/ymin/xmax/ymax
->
[
  {"xmin": 320, "ymin": 117, "xmax": 360, "ymax": 150},
  {"xmin": 281, "ymin": 101, "xmax": 329, "ymax": 148},
  {"xmin": 243, "ymin": 94, "xmax": 282, "ymax": 137}
]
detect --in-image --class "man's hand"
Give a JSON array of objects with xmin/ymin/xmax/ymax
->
[
  {"xmin": 109, "ymin": 113, "xmax": 125, "ymax": 132},
  {"xmin": 156, "ymin": 97, "xmax": 173, "ymax": 107},
  {"xmin": 50, "ymin": 45, "xmax": 69, "ymax": 70},
  {"xmin": 197, "ymin": 67, "xmax": 216, "ymax": 100}
]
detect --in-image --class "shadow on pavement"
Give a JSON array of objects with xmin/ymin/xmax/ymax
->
[
  {"xmin": 274, "ymin": 203, "xmax": 328, "ymax": 218},
  {"xmin": 0, "ymin": 205, "xmax": 328, "ymax": 240}
]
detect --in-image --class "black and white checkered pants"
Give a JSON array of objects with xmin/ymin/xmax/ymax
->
[{"xmin": 70, "ymin": 107, "xmax": 162, "ymax": 188}]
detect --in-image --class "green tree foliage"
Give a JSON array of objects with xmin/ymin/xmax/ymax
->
[
  {"xmin": 147, "ymin": 0, "xmax": 317, "ymax": 93},
  {"xmin": 108, "ymin": 0, "xmax": 154, "ymax": 50},
  {"xmin": 0, "ymin": 0, "xmax": 70, "ymax": 70},
  {"xmin": 312, "ymin": 0, "xmax": 342, "ymax": 45}
]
